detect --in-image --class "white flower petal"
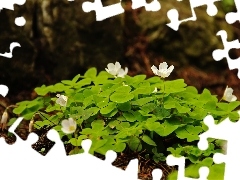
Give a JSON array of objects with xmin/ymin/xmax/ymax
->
[
  {"xmin": 107, "ymin": 63, "xmax": 115, "ymax": 71},
  {"xmin": 68, "ymin": 118, "xmax": 76, "ymax": 127},
  {"xmin": 151, "ymin": 65, "xmax": 158, "ymax": 75},
  {"xmin": 56, "ymin": 94, "xmax": 68, "ymax": 106},
  {"xmin": 61, "ymin": 127, "xmax": 71, "ymax": 134},
  {"xmin": 222, "ymin": 86, "xmax": 237, "ymax": 102},
  {"xmin": 159, "ymin": 62, "xmax": 168, "ymax": 70},
  {"xmin": 114, "ymin": 62, "xmax": 121, "ymax": 71},
  {"xmin": 61, "ymin": 118, "xmax": 77, "ymax": 134},
  {"xmin": 117, "ymin": 67, "xmax": 128, "ymax": 78},
  {"xmin": 61, "ymin": 119, "xmax": 70, "ymax": 128},
  {"xmin": 168, "ymin": 65, "xmax": 174, "ymax": 73},
  {"xmin": 151, "ymin": 62, "xmax": 174, "ymax": 78},
  {"xmin": 231, "ymin": 95, "xmax": 237, "ymax": 102}
]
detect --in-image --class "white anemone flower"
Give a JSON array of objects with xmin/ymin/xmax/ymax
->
[
  {"xmin": 56, "ymin": 94, "xmax": 68, "ymax": 106},
  {"xmin": 105, "ymin": 61, "xmax": 128, "ymax": 78},
  {"xmin": 151, "ymin": 62, "xmax": 174, "ymax": 78},
  {"xmin": 105, "ymin": 62, "xmax": 121, "ymax": 76},
  {"xmin": 222, "ymin": 86, "xmax": 237, "ymax": 102},
  {"xmin": 117, "ymin": 67, "xmax": 128, "ymax": 78},
  {"xmin": 61, "ymin": 118, "xmax": 77, "ymax": 134}
]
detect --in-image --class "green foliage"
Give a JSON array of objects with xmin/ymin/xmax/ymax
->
[{"xmin": 12, "ymin": 67, "xmax": 240, "ymax": 180}]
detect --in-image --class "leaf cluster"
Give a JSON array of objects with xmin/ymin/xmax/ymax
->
[{"xmin": 12, "ymin": 68, "xmax": 240, "ymax": 179}]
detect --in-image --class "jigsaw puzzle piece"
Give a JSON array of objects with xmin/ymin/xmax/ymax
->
[
  {"xmin": 82, "ymin": 0, "xmax": 124, "ymax": 21},
  {"xmin": 0, "ymin": 42, "xmax": 21, "ymax": 58},
  {"xmin": 212, "ymin": 30, "xmax": 240, "ymax": 79},
  {"xmin": 198, "ymin": 115, "xmax": 240, "ymax": 179},
  {"xmin": 0, "ymin": 0, "xmax": 26, "ymax": 11},
  {"xmin": 152, "ymin": 168, "xmax": 163, "ymax": 180},
  {"xmin": 46, "ymin": 129, "xmax": 66, "ymax": 157},
  {"xmin": 166, "ymin": 155, "xmax": 209, "ymax": 180},
  {"xmin": 225, "ymin": 0, "xmax": 240, "ymax": 24},
  {"xmin": 167, "ymin": 0, "xmax": 220, "ymax": 31},
  {"xmin": 131, "ymin": 0, "xmax": 161, "ymax": 11}
]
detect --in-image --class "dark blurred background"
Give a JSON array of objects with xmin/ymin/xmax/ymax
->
[{"xmin": 0, "ymin": 0, "xmax": 240, "ymax": 104}]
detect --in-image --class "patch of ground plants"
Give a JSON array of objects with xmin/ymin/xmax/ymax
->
[{"xmin": 7, "ymin": 62, "xmax": 240, "ymax": 179}]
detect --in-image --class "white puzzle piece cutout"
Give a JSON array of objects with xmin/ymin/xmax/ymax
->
[
  {"xmin": 81, "ymin": 0, "xmax": 160, "ymax": 21},
  {"xmin": 198, "ymin": 115, "xmax": 240, "ymax": 180},
  {"xmin": 212, "ymin": 30, "xmax": 240, "ymax": 79},
  {"xmin": 82, "ymin": 0, "xmax": 125, "ymax": 21},
  {"xmin": 167, "ymin": 0, "xmax": 220, "ymax": 31},
  {"xmin": 225, "ymin": 0, "xmax": 240, "ymax": 24},
  {"xmin": 0, "ymin": 42, "xmax": 21, "ymax": 58},
  {"xmin": 166, "ymin": 155, "xmax": 209, "ymax": 180},
  {"xmin": 0, "ymin": 84, "xmax": 9, "ymax": 97},
  {"xmin": 0, "ymin": 0, "xmax": 25, "ymax": 58}
]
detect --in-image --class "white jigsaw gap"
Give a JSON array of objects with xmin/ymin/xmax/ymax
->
[
  {"xmin": 0, "ymin": 0, "xmax": 26, "ymax": 11},
  {"xmin": 1, "ymin": 117, "xmax": 140, "ymax": 180},
  {"xmin": 0, "ymin": 84, "xmax": 9, "ymax": 97},
  {"xmin": 131, "ymin": 0, "xmax": 161, "ymax": 12},
  {"xmin": 82, "ymin": 0, "xmax": 124, "ymax": 21},
  {"xmin": 0, "ymin": 42, "xmax": 21, "ymax": 58},
  {"xmin": 166, "ymin": 155, "xmax": 209, "ymax": 180},
  {"xmin": 212, "ymin": 30, "xmax": 240, "ymax": 79},
  {"xmin": 0, "ymin": 0, "xmax": 26, "ymax": 58},
  {"xmin": 198, "ymin": 115, "xmax": 240, "ymax": 180},
  {"xmin": 225, "ymin": 0, "xmax": 240, "ymax": 24},
  {"xmin": 167, "ymin": 0, "xmax": 220, "ymax": 31}
]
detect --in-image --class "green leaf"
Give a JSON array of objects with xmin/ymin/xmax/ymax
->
[
  {"xmin": 118, "ymin": 101, "xmax": 131, "ymax": 111},
  {"xmin": 114, "ymin": 142, "xmax": 126, "ymax": 152},
  {"xmin": 142, "ymin": 135, "xmax": 157, "ymax": 146},
  {"xmin": 175, "ymin": 125, "xmax": 203, "ymax": 142},
  {"xmin": 229, "ymin": 111, "xmax": 239, "ymax": 121},
  {"xmin": 84, "ymin": 67, "xmax": 97, "ymax": 78},
  {"xmin": 164, "ymin": 96, "xmax": 176, "ymax": 109},
  {"xmin": 217, "ymin": 101, "xmax": 240, "ymax": 112},
  {"xmin": 110, "ymin": 92, "xmax": 134, "ymax": 103},
  {"xmin": 163, "ymin": 79, "xmax": 186, "ymax": 94},
  {"xmin": 131, "ymin": 87, "xmax": 152, "ymax": 95},
  {"xmin": 89, "ymin": 139, "xmax": 108, "ymax": 154},
  {"xmin": 13, "ymin": 105, "xmax": 26, "ymax": 114},
  {"xmin": 7, "ymin": 118, "xmax": 17, "ymax": 126},
  {"xmin": 91, "ymin": 120, "xmax": 105, "ymax": 131},
  {"xmin": 131, "ymin": 97, "xmax": 155, "ymax": 106},
  {"xmin": 74, "ymin": 78, "xmax": 92, "ymax": 88},
  {"xmin": 96, "ymin": 97, "xmax": 108, "ymax": 108},
  {"xmin": 93, "ymin": 74, "xmax": 109, "ymax": 85},
  {"xmin": 199, "ymin": 89, "xmax": 218, "ymax": 103},
  {"xmin": 128, "ymin": 136, "xmax": 142, "ymax": 152},
  {"xmin": 83, "ymin": 95, "xmax": 93, "ymax": 108},
  {"xmin": 73, "ymin": 93, "xmax": 84, "ymax": 102},
  {"xmin": 175, "ymin": 102, "xmax": 190, "ymax": 113},
  {"xmin": 61, "ymin": 80, "xmax": 74, "ymax": 86},
  {"xmin": 72, "ymin": 74, "xmax": 81, "ymax": 83},
  {"xmin": 69, "ymin": 138, "xmax": 81, "ymax": 146},
  {"xmin": 122, "ymin": 112, "xmax": 136, "ymax": 122},
  {"xmin": 114, "ymin": 85, "xmax": 131, "ymax": 93},
  {"xmin": 100, "ymin": 102, "xmax": 116, "ymax": 114},
  {"xmin": 34, "ymin": 85, "xmax": 50, "ymax": 96},
  {"xmin": 154, "ymin": 120, "xmax": 179, "ymax": 136}
]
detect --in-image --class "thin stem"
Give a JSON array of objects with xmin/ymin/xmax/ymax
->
[{"xmin": 160, "ymin": 79, "xmax": 165, "ymax": 110}]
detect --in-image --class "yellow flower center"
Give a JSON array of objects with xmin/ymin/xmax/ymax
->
[{"xmin": 68, "ymin": 126, "xmax": 75, "ymax": 132}]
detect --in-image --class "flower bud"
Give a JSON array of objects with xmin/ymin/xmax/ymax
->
[
  {"xmin": 1, "ymin": 111, "xmax": 8, "ymax": 130},
  {"xmin": 29, "ymin": 120, "xmax": 34, "ymax": 132}
]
